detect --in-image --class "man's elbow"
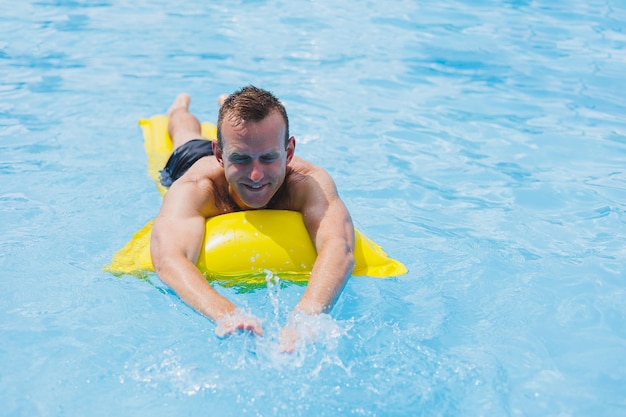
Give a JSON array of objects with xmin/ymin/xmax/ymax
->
[
  {"xmin": 343, "ymin": 241, "xmax": 356, "ymax": 274},
  {"xmin": 149, "ymin": 234, "xmax": 177, "ymax": 279}
]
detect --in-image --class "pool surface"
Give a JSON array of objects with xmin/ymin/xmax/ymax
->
[{"xmin": 1, "ymin": 1, "xmax": 625, "ymax": 416}]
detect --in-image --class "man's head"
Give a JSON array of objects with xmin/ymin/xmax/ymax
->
[
  {"xmin": 213, "ymin": 86, "xmax": 295, "ymax": 210},
  {"xmin": 216, "ymin": 86, "xmax": 290, "ymax": 150}
]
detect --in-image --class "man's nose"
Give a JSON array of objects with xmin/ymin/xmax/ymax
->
[{"xmin": 249, "ymin": 160, "xmax": 264, "ymax": 182}]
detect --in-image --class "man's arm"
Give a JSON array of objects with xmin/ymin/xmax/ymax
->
[
  {"xmin": 279, "ymin": 165, "xmax": 355, "ymax": 352},
  {"xmin": 150, "ymin": 179, "xmax": 263, "ymax": 336},
  {"xmin": 293, "ymin": 166, "xmax": 356, "ymax": 314}
]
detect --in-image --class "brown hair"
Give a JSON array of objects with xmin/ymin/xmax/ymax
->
[{"xmin": 216, "ymin": 85, "xmax": 290, "ymax": 149}]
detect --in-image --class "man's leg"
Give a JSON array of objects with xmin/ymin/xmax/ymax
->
[{"xmin": 167, "ymin": 94, "xmax": 203, "ymax": 150}]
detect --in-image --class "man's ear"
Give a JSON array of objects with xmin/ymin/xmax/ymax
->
[
  {"xmin": 212, "ymin": 141, "xmax": 224, "ymax": 166},
  {"xmin": 286, "ymin": 136, "xmax": 296, "ymax": 163}
]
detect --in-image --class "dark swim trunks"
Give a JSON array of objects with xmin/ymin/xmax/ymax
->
[{"xmin": 159, "ymin": 139, "xmax": 214, "ymax": 187}]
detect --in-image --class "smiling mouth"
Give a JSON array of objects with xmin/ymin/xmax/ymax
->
[{"xmin": 244, "ymin": 183, "xmax": 267, "ymax": 191}]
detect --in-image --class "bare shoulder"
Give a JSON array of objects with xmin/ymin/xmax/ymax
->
[
  {"xmin": 288, "ymin": 156, "xmax": 334, "ymax": 181},
  {"xmin": 284, "ymin": 156, "xmax": 341, "ymax": 211},
  {"xmin": 159, "ymin": 157, "xmax": 227, "ymax": 218}
]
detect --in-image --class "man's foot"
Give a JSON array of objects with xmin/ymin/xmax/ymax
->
[
  {"xmin": 167, "ymin": 93, "xmax": 191, "ymax": 118},
  {"xmin": 218, "ymin": 94, "xmax": 228, "ymax": 108}
]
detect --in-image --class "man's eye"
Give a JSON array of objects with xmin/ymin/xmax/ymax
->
[{"xmin": 230, "ymin": 156, "xmax": 250, "ymax": 164}]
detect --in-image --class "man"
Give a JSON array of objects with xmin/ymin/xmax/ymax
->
[{"xmin": 150, "ymin": 86, "xmax": 355, "ymax": 350}]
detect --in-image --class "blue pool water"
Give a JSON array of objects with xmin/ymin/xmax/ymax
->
[{"xmin": 1, "ymin": 0, "xmax": 625, "ymax": 415}]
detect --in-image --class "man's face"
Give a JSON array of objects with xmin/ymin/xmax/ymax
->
[{"xmin": 215, "ymin": 110, "xmax": 295, "ymax": 210}]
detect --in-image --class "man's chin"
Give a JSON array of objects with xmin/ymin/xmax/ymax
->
[
  {"xmin": 234, "ymin": 187, "xmax": 274, "ymax": 210},
  {"xmin": 238, "ymin": 196, "xmax": 271, "ymax": 210}
]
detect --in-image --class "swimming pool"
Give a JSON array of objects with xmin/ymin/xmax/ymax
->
[{"xmin": 1, "ymin": 0, "xmax": 625, "ymax": 415}]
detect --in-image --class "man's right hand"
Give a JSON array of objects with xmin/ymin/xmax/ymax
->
[{"xmin": 215, "ymin": 310, "xmax": 264, "ymax": 337}]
